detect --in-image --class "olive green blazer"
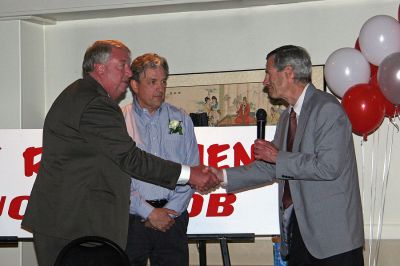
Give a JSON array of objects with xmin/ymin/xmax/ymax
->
[{"xmin": 22, "ymin": 76, "xmax": 181, "ymax": 248}]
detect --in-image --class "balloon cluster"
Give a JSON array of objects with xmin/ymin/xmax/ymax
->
[{"xmin": 324, "ymin": 11, "xmax": 400, "ymax": 140}]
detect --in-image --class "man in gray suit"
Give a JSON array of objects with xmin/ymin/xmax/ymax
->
[
  {"xmin": 212, "ymin": 45, "xmax": 364, "ymax": 265},
  {"xmin": 22, "ymin": 40, "xmax": 219, "ymax": 266}
]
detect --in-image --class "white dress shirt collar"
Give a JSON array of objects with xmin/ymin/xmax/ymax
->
[{"xmin": 290, "ymin": 83, "xmax": 310, "ymax": 118}]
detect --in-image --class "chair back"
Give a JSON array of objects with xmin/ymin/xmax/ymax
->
[{"xmin": 54, "ymin": 236, "xmax": 130, "ymax": 266}]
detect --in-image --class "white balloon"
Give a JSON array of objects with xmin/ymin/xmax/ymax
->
[
  {"xmin": 324, "ymin": 48, "xmax": 371, "ymax": 98},
  {"xmin": 359, "ymin": 15, "xmax": 400, "ymax": 65}
]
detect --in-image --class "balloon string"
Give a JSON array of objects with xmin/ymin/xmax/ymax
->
[
  {"xmin": 373, "ymin": 129, "xmax": 380, "ymax": 266},
  {"xmin": 361, "ymin": 139, "xmax": 365, "ymax": 210},
  {"xmin": 369, "ymin": 127, "xmax": 380, "ymax": 266},
  {"xmin": 391, "ymin": 105, "xmax": 400, "ymax": 132},
  {"xmin": 389, "ymin": 117, "xmax": 399, "ymax": 132},
  {"xmin": 374, "ymin": 121, "xmax": 395, "ymax": 265},
  {"xmin": 359, "ymin": 139, "xmax": 369, "ymax": 265},
  {"xmin": 368, "ymin": 133, "xmax": 373, "ymax": 266},
  {"xmin": 372, "ymin": 123, "xmax": 384, "ymax": 266}
]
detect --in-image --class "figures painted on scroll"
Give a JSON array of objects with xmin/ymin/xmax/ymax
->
[
  {"xmin": 234, "ymin": 97, "xmax": 255, "ymax": 125},
  {"xmin": 202, "ymin": 96, "xmax": 221, "ymax": 126},
  {"xmin": 209, "ymin": 96, "xmax": 220, "ymax": 126}
]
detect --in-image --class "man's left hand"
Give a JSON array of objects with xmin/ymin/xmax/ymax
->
[{"xmin": 254, "ymin": 139, "xmax": 278, "ymax": 163}]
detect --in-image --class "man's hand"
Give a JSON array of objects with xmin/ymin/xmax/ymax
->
[
  {"xmin": 189, "ymin": 165, "xmax": 220, "ymax": 193},
  {"xmin": 253, "ymin": 139, "xmax": 278, "ymax": 163},
  {"xmin": 207, "ymin": 167, "xmax": 224, "ymax": 183},
  {"xmin": 146, "ymin": 208, "xmax": 177, "ymax": 232}
]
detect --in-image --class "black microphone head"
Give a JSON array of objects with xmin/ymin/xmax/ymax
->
[
  {"xmin": 256, "ymin": 108, "xmax": 267, "ymax": 139},
  {"xmin": 256, "ymin": 108, "xmax": 267, "ymax": 121}
]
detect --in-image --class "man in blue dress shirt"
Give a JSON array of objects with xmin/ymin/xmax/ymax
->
[{"xmin": 121, "ymin": 53, "xmax": 199, "ymax": 266}]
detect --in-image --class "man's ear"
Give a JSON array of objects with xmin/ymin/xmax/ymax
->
[
  {"xmin": 94, "ymin": 63, "xmax": 105, "ymax": 75},
  {"xmin": 284, "ymin": 65, "xmax": 294, "ymax": 80},
  {"xmin": 130, "ymin": 79, "xmax": 139, "ymax": 94}
]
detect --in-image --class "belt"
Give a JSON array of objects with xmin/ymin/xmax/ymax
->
[{"xmin": 146, "ymin": 199, "xmax": 168, "ymax": 208}]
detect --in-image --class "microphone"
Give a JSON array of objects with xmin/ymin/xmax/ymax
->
[{"xmin": 256, "ymin": 108, "xmax": 267, "ymax": 139}]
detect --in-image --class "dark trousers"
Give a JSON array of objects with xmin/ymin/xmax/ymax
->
[
  {"xmin": 288, "ymin": 214, "xmax": 364, "ymax": 266},
  {"xmin": 125, "ymin": 211, "xmax": 189, "ymax": 266},
  {"xmin": 33, "ymin": 231, "xmax": 71, "ymax": 266}
]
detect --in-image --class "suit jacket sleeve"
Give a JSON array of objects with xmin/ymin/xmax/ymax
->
[
  {"xmin": 80, "ymin": 96, "xmax": 181, "ymax": 189},
  {"xmin": 225, "ymin": 160, "xmax": 276, "ymax": 193}
]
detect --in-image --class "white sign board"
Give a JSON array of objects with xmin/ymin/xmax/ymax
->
[
  {"xmin": 0, "ymin": 127, "xmax": 279, "ymax": 238},
  {"xmin": 0, "ymin": 129, "xmax": 42, "ymax": 238}
]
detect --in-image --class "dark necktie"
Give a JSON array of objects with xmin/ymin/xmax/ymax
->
[{"xmin": 282, "ymin": 108, "xmax": 296, "ymax": 209}]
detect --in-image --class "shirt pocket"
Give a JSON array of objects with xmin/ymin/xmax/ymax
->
[{"xmin": 163, "ymin": 134, "xmax": 185, "ymax": 160}]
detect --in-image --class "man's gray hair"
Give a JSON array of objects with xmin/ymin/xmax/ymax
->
[
  {"xmin": 267, "ymin": 45, "xmax": 312, "ymax": 83},
  {"xmin": 82, "ymin": 40, "xmax": 130, "ymax": 77}
]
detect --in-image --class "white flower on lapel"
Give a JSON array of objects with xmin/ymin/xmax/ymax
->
[{"xmin": 168, "ymin": 120, "xmax": 183, "ymax": 135}]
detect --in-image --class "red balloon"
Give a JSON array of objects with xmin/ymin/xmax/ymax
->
[
  {"xmin": 370, "ymin": 74, "xmax": 397, "ymax": 118},
  {"xmin": 381, "ymin": 95, "xmax": 396, "ymax": 118},
  {"xmin": 370, "ymin": 73, "xmax": 378, "ymax": 87},
  {"xmin": 342, "ymin": 83, "xmax": 385, "ymax": 140},
  {"xmin": 355, "ymin": 38, "xmax": 361, "ymax": 50},
  {"xmin": 370, "ymin": 64, "xmax": 378, "ymax": 78}
]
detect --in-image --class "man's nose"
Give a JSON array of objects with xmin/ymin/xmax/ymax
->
[
  {"xmin": 156, "ymin": 82, "xmax": 165, "ymax": 91},
  {"xmin": 125, "ymin": 65, "xmax": 132, "ymax": 77},
  {"xmin": 263, "ymin": 77, "xmax": 269, "ymax": 87}
]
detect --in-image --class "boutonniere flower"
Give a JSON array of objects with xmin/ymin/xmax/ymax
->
[{"xmin": 169, "ymin": 120, "xmax": 184, "ymax": 135}]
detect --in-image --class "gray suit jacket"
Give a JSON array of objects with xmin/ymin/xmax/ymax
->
[
  {"xmin": 226, "ymin": 84, "xmax": 364, "ymax": 259},
  {"xmin": 22, "ymin": 76, "xmax": 181, "ymax": 248}
]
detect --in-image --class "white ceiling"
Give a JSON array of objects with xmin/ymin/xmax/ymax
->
[{"xmin": 21, "ymin": 0, "xmax": 328, "ymax": 22}]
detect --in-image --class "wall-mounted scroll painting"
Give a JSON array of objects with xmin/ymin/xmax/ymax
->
[{"xmin": 166, "ymin": 66, "xmax": 324, "ymax": 126}]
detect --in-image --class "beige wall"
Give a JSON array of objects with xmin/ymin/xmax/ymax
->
[{"xmin": 0, "ymin": 20, "xmax": 22, "ymax": 128}]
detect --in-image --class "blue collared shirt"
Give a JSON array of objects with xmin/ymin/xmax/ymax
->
[{"xmin": 121, "ymin": 97, "xmax": 199, "ymax": 219}]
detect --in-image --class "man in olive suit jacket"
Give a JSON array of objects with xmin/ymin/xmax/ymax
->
[{"xmin": 22, "ymin": 40, "xmax": 219, "ymax": 266}]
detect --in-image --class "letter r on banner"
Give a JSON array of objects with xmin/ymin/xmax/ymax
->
[{"xmin": 23, "ymin": 147, "xmax": 42, "ymax": 177}]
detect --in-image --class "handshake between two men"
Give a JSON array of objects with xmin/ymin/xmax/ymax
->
[
  {"xmin": 187, "ymin": 139, "xmax": 277, "ymax": 193},
  {"xmin": 188, "ymin": 165, "xmax": 224, "ymax": 193}
]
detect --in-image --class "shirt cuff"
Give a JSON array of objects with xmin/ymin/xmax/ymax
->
[
  {"xmin": 136, "ymin": 203, "xmax": 154, "ymax": 220},
  {"xmin": 221, "ymin": 169, "xmax": 228, "ymax": 187},
  {"xmin": 177, "ymin": 165, "xmax": 190, "ymax": 184}
]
